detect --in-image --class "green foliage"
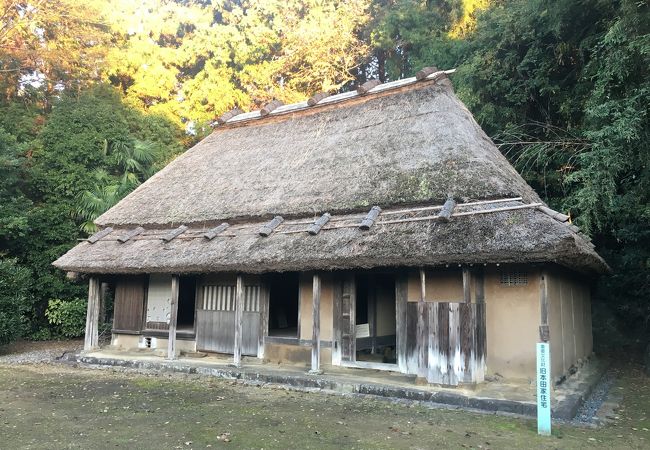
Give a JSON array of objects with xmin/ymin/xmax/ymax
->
[
  {"xmin": 0, "ymin": 84, "xmax": 184, "ymax": 338},
  {"xmin": 45, "ymin": 299, "xmax": 88, "ymax": 338},
  {"xmin": 0, "ymin": 127, "xmax": 31, "ymax": 245},
  {"xmin": 453, "ymin": 0, "xmax": 650, "ymax": 348},
  {"xmin": 0, "ymin": 0, "xmax": 647, "ymax": 352},
  {"xmin": 0, "ymin": 258, "xmax": 32, "ymax": 345},
  {"xmin": 365, "ymin": 0, "xmax": 464, "ymax": 80}
]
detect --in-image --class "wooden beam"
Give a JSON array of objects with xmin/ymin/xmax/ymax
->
[
  {"xmin": 203, "ymin": 223, "xmax": 229, "ymax": 240},
  {"xmin": 310, "ymin": 273, "xmax": 322, "ymax": 373},
  {"xmin": 357, "ymin": 79, "xmax": 381, "ymax": 95},
  {"xmin": 258, "ymin": 216, "xmax": 284, "ymax": 237},
  {"xmin": 359, "ymin": 206, "xmax": 382, "ymax": 230},
  {"xmin": 216, "ymin": 107, "xmax": 243, "ymax": 125},
  {"xmin": 88, "ymin": 227, "xmax": 113, "ymax": 244},
  {"xmin": 462, "ymin": 268, "xmax": 471, "ymax": 303},
  {"xmin": 233, "ymin": 275, "xmax": 244, "ymax": 367},
  {"xmin": 425, "ymin": 71, "xmax": 448, "ymax": 83},
  {"xmin": 395, "ymin": 274, "xmax": 408, "ymax": 374},
  {"xmin": 167, "ymin": 275, "xmax": 179, "ymax": 360},
  {"xmin": 415, "ymin": 66, "xmax": 438, "ymax": 81},
  {"xmin": 539, "ymin": 270, "xmax": 550, "ymax": 342},
  {"xmin": 162, "ymin": 225, "xmax": 188, "ymax": 243},
  {"xmin": 438, "ymin": 197, "xmax": 456, "ymax": 222},
  {"xmin": 117, "ymin": 226, "xmax": 144, "ymax": 243},
  {"xmin": 260, "ymin": 99, "xmax": 284, "ymax": 116},
  {"xmin": 417, "ymin": 269, "xmax": 427, "ymax": 378},
  {"xmin": 379, "ymin": 203, "xmax": 543, "ymax": 225},
  {"xmin": 537, "ymin": 205, "xmax": 570, "ymax": 222},
  {"xmin": 307, "ymin": 213, "xmax": 331, "ymax": 235},
  {"xmin": 84, "ymin": 277, "xmax": 100, "ymax": 351},
  {"xmin": 307, "ymin": 92, "xmax": 330, "ymax": 106}
]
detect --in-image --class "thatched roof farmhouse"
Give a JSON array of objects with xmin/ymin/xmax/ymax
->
[{"xmin": 54, "ymin": 69, "xmax": 606, "ymax": 388}]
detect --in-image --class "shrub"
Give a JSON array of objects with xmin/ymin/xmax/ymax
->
[
  {"xmin": 45, "ymin": 298, "xmax": 87, "ymax": 338},
  {"xmin": 0, "ymin": 258, "xmax": 32, "ymax": 345}
]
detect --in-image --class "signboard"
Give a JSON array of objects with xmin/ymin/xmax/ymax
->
[{"xmin": 536, "ymin": 342, "xmax": 551, "ymax": 436}]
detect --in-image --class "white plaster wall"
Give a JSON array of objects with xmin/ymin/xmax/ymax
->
[{"xmin": 146, "ymin": 274, "xmax": 172, "ymax": 323}]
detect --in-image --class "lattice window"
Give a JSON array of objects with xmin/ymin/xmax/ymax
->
[
  {"xmin": 244, "ymin": 285, "xmax": 260, "ymax": 312},
  {"xmin": 500, "ymin": 271, "xmax": 528, "ymax": 286},
  {"xmin": 201, "ymin": 284, "xmax": 260, "ymax": 312}
]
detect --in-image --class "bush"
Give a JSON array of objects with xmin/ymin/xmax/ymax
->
[
  {"xmin": 0, "ymin": 258, "xmax": 32, "ymax": 345},
  {"xmin": 28, "ymin": 327, "xmax": 56, "ymax": 341},
  {"xmin": 45, "ymin": 298, "xmax": 87, "ymax": 338}
]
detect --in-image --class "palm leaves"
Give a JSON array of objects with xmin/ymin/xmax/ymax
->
[{"xmin": 77, "ymin": 138, "xmax": 159, "ymax": 233}]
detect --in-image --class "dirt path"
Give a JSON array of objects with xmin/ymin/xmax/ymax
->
[{"xmin": 0, "ymin": 361, "xmax": 648, "ymax": 449}]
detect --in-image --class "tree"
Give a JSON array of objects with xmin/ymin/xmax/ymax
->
[
  {"xmin": 104, "ymin": 0, "xmax": 371, "ymax": 127},
  {"xmin": 0, "ymin": 0, "xmax": 111, "ymax": 104},
  {"xmin": 0, "ymin": 126, "xmax": 31, "ymax": 247},
  {"xmin": 453, "ymin": 0, "xmax": 650, "ymax": 348}
]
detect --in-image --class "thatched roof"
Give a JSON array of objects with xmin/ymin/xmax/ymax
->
[{"xmin": 53, "ymin": 71, "xmax": 608, "ymax": 275}]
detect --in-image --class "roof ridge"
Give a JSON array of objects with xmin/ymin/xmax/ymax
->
[{"xmin": 214, "ymin": 68, "xmax": 456, "ymax": 128}]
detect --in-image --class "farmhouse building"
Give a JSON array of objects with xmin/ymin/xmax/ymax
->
[{"xmin": 54, "ymin": 69, "xmax": 607, "ymax": 386}]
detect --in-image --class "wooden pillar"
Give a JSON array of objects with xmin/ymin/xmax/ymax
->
[
  {"xmin": 395, "ymin": 274, "xmax": 408, "ymax": 373},
  {"xmin": 233, "ymin": 275, "xmax": 244, "ymax": 367},
  {"xmin": 474, "ymin": 267, "xmax": 485, "ymax": 304},
  {"xmin": 368, "ymin": 279, "xmax": 377, "ymax": 354},
  {"xmin": 167, "ymin": 275, "xmax": 179, "ymax": 360},
  {"xmin": 539, "ymin": 270, "xmax": 550, "ymax": 342},
  {"xmin": 84, "ymin": 277, "xmax": 100, "ymax": 351},
  {"xmin": 310, "ymin": 273, "xmax": 322, "ymax": 373},
  {"xmin": 257, "ymin": 281, "xmax": 270, "ymax": 359},
  {"xmin": 417, "ymin": 269, "xmax": 427, "ymax": 378},
  {"xmin": 462, "ymin": 268, "xmax": 472, "ymax": 303}
]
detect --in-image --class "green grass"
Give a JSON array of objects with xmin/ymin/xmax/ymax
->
[{"xmin": 0, "ymin": 363, "xmax": 648, "ymax": 449}]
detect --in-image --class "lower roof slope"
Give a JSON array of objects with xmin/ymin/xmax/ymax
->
[{"xmin": 54, "ymin": 201, "xmax": 607, "ymax": 275}]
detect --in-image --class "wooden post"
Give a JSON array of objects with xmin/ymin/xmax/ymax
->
[
  {"xmin": 310, "ymin": 273, "xmax": 322, "ymax": 374},
  {"xmin": 84, "ymin": 277, "xmax": 101, "ymax": 351},
  {"xmin": 233, "ymin": 275, "xmax": 244, "ymax": 367},
  {"xmin": 258, "ymin": 281, "xmax": 270, "ymax": 359},
  {"xmin": 462, "ymin": 268, "xmax": 472, "ymax": 303},
  {"xmin": 474, "ymin": 267, "xmax": 485, "ymax": 304},
  {"xmin": 167, "ymin": 275, "xmax": 179, "ymax": 360},
  {"xmin": 417, "ymin": 269, "xmax": 427, "ymax": 378},
  {"xmin": 368, "ymin": 281, "xmax": 377, "ymax": 354},
  {"xmin": 395, "ymin": 274, "xmax": 408, "ymax": 373}
]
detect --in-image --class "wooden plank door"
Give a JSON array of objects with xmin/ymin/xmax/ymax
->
[
  {"xmin": 113, "ymin": 276, "xmax": 146, "ymax": 333},
  {"xmin": 196, "ymin": 284, "xmax": 260, "ymax": 355}
]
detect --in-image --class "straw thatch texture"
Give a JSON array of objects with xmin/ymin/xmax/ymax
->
[
  {"xmin": 95, "ymin": 78, "xmax": 541, "ymax": 228},
  {"xmin": 54, "ymin": 77, "xmax": 608, "ymax": 275},
  {"xmin": 54, "ymin": 204, "xmax": 607, "ymax": 275}
]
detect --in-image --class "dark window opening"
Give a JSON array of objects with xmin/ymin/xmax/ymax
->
[
  {"xmin": 177, "ymin": 276, "xmax": 196, "ymax": 330},
  {"xmin": 268, "ymin": 272, "xmax": 299, "ymax": 337}
]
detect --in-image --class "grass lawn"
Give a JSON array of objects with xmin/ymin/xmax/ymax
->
[{"xmin": 0, "ymin": 363, "xmax": 648, "ymax": 449}]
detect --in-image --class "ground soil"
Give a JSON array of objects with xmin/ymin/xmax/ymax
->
[{"xmin": 0, "ymin": 342, "xmax": 648, "ymax": 449}]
